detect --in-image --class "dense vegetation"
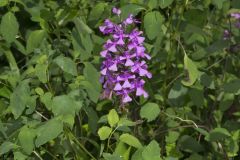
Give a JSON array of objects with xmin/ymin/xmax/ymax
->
[{"xmin": 0, "ymin": 0, "xmax": 240, "ymax": 159}]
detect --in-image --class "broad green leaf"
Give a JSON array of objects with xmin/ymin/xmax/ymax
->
[
  {"xmin": 0, "ymin": 86, "xmax": 11, "ymax": 99},
  {"xmin": 0, "ymin": 12, "xmax": 19, "ymax": 43},
  {"xmin": 82, "ymin": 63, "xmax": 101, "ymax": 103},
  {"xmin": 73, "ymin": 18, "xmax": 93, "ymax": 34},
  {"xmin": 119, "ymin": 133, "xmax": 142, "ymax": 148},
  {"xmin": 0, "ymin": 0, "xmax": 8, "ymax": 7},
  {"xmin": 103, "ymin": 153, "xmax": 123, "ymax": 160},
  {"xmin": 115, "ymin": 142, "xmax": 130, "ymax": 160},
  {"xmin": 142, "ymin": 140, "xmax": 161, "ymax": 160},
  {"xmin": 0, "ymin": 141, "xmax": 19, "ymax": 155},
  {"xmin": 223, "ymin": 79, "xmax": 240, "ymax": 94},
  {"xmin": 181, "ymin": 54, "xmax": 199, "ymax": 86},
  {"xmin": 148, "ymin": 0, "xmax": 158, "ymax": 9},
  {"xmin": 132, "ymin": 147, "xmax": 144, "ymax": 160},
  {"xmin": 18, "ymin": 127, "xmax": 36, "ymax": 154},
  {"xmin": 88, "ymin": 2, "xmax": 106, "ymax": 22},
  {"xmin": 184, "ymin": 9, "xmax": 207, "ymax": 27},
  {"xmin": 10, "ymin": 81, "xmax": 30, "ymax": 119},
  {"xmin": 35, "ymin": 118, "xmax": 63, "ymax": 147},
  {"xmin": 144, "ymin": 11, "xmax": 164, "ymax": 40},
  {"xmin": 118, "ymin": 118, "xmax": 135, "ymax": 127},
  {"xmin": 166, "ymin": 131, "xmax": 180, "ymax": 143},
  {"xmin": 121, "ymin": 4, "xmax": 145, "ymax": 19},
  {"xmin": 188, "ymin": 88, "xmax": 204, "ymax": 108},
  {"xmin": 51, "ymin": 95, "xmax": 81, "ymax": 116},
  {"xmin": 40, "ymin": 92, "xmax": 52, "ymax": 110},
  {"xmin": 26, "ymin": 30, "xmax": 45, "ymax": 53},
  {"xmin": 219, "ymin": 93, "xmax": 234, "ymax": 111},
  {"xmin": 98, "ymin": 126, "xmax": 112, "ymax": 140},
  {"xmin": 83, "ymin": 106, "xmax": 99, "ymax": 133},
  {"xmin": 54, "ymin": 56, "xmax": 77, "ymax": 76},
  {"xmin": 108, "ymin": 109, "xmax": 119, "ymax": 127},
  {"xmin": 35, "ymin": 63, "xmax": 48, "ymax": 83},
  {"xmin": 159, "ymin": 0, "xmax": 174, "ymax": 8},
  {"xmin": 72, "ymin": 28, "xmax": 93, "ymax": 60},
  {"xmin": 178, "ymin": 135, "xmax": 204, "ymax": 153},
  {"xmin": 205, "ymin": 128, "xmax": 231, "ymax": 142},
  {"xmin": 140, "ymin": 103, "xmax": 160, "ymax": 122},
  {"xmin": 14, "ymin": 151, "xmax": 28, "ymax": 160},
  {"xmin": 168, "ymin": 80, "xmax": 188, "ymax": 106}
]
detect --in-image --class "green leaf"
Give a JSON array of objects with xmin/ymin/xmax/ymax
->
[
  {"xmin": 88, "ymin": 2, "xmax": 106, "ymax": 22},
  {"xmin": 73, "ymin": 18, "xmax": 93, "ymax": 34},
  {"xmin": 83, "ymin": 106, "xmax": 99, "ymax": 133},
  {"xmin": 18, "ymin": 127, "xmax": 36, "ymax": 154},
  {"xmin": 40, "ymin": 92, "xmax": 53, "ymax": 110},
  {"xmin": 0, "ymin": 86, "xmax": 11, "ymax": 99},
  {"xmin": 140, "ymin": 103, "xmax": 160, "ymax": 122},
  {"xmin": 184, "ymin": 9, "xmax": 207, "ymax": 27},
  {"xmin": 51, "ymin": 95, "xmax": 81, "ymax": 116},
  {"xmin": 223, "ymin": 79, "xmax": 240, "ymax": 94},
  {"xmin": 118, "ymin": 118, "xmax": 135, "ymax": 127},
  {"xmin": 188, "ymin": 87, "xmax": 204, "ymax": 108},
  {"xmin": 0, "ymin": 12, "xmax": 19, "ymax": 43},
  {"xmin": 26, "ymin": 30, "xmax": 45, "ymax": 53},
  {"xmin": 142, "ymin": 140, "xmax": 161, "ymax": 160},
  {"xmin": 14, "ymin": 151, "xmax": 28, "ymax": 160},
  {"xmin": 121, "ymin": 4, "xmax": 145, "ymax": 19},
  {"xmin": 108, "ymin": 109, "xmax": 119, "ymax": 127},
  {"xmin": 178, "ymin": 135, "xmax": 204, "ymax": 153},
  {"xmin": 72, "ymin": 27, "xmax": 93, "ymax": 60},
  {"xmin": 35, "ymin": 63, "xmax": 48, "ymax": 83},
  {"xmin": 205, "ymin": 128, "xmax": 231, "ymax": 142},
  {"xmin": 103, "ymin": 153, "xmax": 123, "ymax": 160},
  {"xmin": 10, "ymin": 81, "xmax": 30, "ymax": 119},
  {"xmin": 159, "ymin": 0, "xmax": 174, "ymax": 8},
  {"xmin": 119, "ymin": 133, "xmax": 142, "ymax": 148},
  {"xmin": 98, "ymin": 126, "xmax": 112, "ymax": 140},
  {"xmin": 132, "ymin": 147, "xmax": 144, "ymax": 160},
  {"xmin": 0, "ymin": 0, "xmax": 8, "ymax": 7},
  {"xmin": 181, "ymin": 54, "xmax": 199, "ymax": 86},
  {"xmin": 144, "ymin": 11, "xmax": 164, "ymax": 40},
  {"xmin": 54, "ymin": 56, "xmax": 77, "ymax": 76},
  {"xmin": 82, "ymin": 63, "xmax": 101, "ymax": 103},
  {"xmin": 35, "ymin": 118, "xmax": 63, "ymax": 147},
  {"xmin": 0, "ymin": 141, "xmax": 18, "ymax": 155},
  {"xmin": 166, "ymin": 131, "xmax": 180, "ymax": 143}
]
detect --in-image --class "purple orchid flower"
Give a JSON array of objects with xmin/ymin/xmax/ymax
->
[{"xmin": 99, "ymin": 7, "xmax": 152, "ymax": 104}]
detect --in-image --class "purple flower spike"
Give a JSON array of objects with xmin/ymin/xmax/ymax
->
[{"xmin": 99, "ymin": 8, "xmax": 152, "ymax": 105}]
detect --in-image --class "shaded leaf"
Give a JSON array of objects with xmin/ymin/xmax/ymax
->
[
  {"xmin": 142, "ymin": 140, "xmax": 161, "ymax": 160},
  {"xmin": 0, "ymin": 12, "xmax": 19, "ymax": 43},
  {"xmin": 144, "ymin": 11, "xmax": 164, "ymax": 40},
  {"xmin": 98, "ymin": 126, "xmax": 112, "ymax": 140},
  {"xmin": 108, "ymin": 109, "xmax": 119, "ymax": 127},
  {"xmin": 120, "ymin": 133, "xmax": 142, "ymax": 148},
  {"xmin": 54, "ymin": 56, "xmax": 77, "ymax": 76},
  {"xmin": 35, "ymin": 118, "xmax": 63, "ymax": 147},
  {"xmin": 140, "ymin": 103, "xmax": 160, "ymax": 122},
  {"xmin": 182, "ymin": 54, "xmax": 199, "ymax": 86}
]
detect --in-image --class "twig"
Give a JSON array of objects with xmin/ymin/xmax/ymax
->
[
  {"xmin": 35, "ymin": 110, "xmax": 48, "ymax": 121},
  {"xmin": 33, "ymin": 151, "xmax": 43, "ymax": 160}
]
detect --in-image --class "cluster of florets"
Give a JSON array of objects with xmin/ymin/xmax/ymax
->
[
  {"xmin": 99, "ymin": 8, "xmax": 152, "ymax": 104},
  {"xmin": 231, "ymin": 13, "xmax": 240, "ymax": 28},
  {"xmin": 224, "ymin": 13, "xmax": 240, "ymax": 40}
]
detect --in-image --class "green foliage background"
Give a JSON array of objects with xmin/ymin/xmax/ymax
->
[{"xmin": 0, "ymin": 0, "xmax": 240, "ymax": 159}]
